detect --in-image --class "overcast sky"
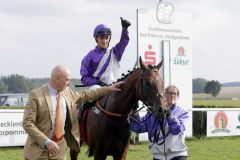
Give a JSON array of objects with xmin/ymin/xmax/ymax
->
[{"xmin": 0, "ymin": 0, "xmax": 239, "ymax": 83}]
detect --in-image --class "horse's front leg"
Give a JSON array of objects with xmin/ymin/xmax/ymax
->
[
  {"xmin": 120, "ymin": 137, "xmax": 131, "ymax": 160},
  {"xmin": 70, "ymin": 149, "xmax": 79, "ymax": 160}
]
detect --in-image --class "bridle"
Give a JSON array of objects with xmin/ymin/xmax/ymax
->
[
  {"xmin": 136, "ymin": 67, "xmax": 163, "ymax": 111},
  {"xmin": 137, "ymin": 69, "xmax": 151, "ymax": 107}
]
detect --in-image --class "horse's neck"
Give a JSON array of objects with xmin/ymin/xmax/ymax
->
[
  {"xmin": 98, "ymin": 69, "xmax": 141, "ymax": 114},
  {"xmin": 100, "ymin": 91, "xmax": 135, "ymax": 115}
]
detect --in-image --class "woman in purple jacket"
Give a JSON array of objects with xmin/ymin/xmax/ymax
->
[
  {"xmin": 80, "ymin": 17, "xmax": 131, "ymax": 88},
  {"xmin": 130, "ymin": 85, "xmax": 189, "ymax": 160}
]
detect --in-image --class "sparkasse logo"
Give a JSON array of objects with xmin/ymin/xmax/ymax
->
[{"xmin": 173, "ymin": 46, "xmax": 189, "ymax": 66}]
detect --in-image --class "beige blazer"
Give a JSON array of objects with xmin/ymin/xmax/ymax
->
[{"xmin": 23, "ymin": 85, "xmax": 109, "ymax": 160}]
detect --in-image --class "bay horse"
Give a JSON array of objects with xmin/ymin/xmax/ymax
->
[{"xmin": 71, "ymin": 57, "xmax": 165, "ymax": 160}]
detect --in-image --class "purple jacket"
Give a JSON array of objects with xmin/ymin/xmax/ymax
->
[
  {"xmin": 130, "ymin": 104, "xmax": 189, "ymax": 144},
  {"xmin": 130, "ymin": 104, "xmax": 189, "ymax": 159},
  {"xmin": 80, "ymin": 29, "xmax": 129, "ymax": 86}
]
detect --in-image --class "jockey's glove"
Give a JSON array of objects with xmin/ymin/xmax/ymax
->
[{"xmin": 120, "ymin": 17, "xmax": 131, "ymax": 29}]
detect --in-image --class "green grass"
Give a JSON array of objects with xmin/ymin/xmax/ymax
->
[
  {"xmin": 193, "ymin": 100, "xmax": 240, "ymax": 107},
  {"xmin": 0, "ymin": 147, "xmax": 23, "ymax": 160},
  {"xmin": 187, "ymin": 137, "xmax": 240, "ymax": 160},
  {"xmin": 1, "ymin": 137, "xmax": 240, "ymax": 160}
]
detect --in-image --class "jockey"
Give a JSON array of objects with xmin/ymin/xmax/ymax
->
[
  {"xmin": 80, "ymin": 17, "xmax": 131, "ymax": 89},
  {"xmin": 78, "ymin": 17, "xmax": 131, "ymax": 122}
]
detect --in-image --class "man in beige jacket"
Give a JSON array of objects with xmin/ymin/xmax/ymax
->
[{"xmin": 23, "ymin": 65, "xmax": 123, "ymax": 160}]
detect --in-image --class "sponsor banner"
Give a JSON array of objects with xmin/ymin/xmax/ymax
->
[
  {"xmin": 137, "ymin": 9, "xmax": 192, "ymax": 67},
  {"xmin": 0, "ymin": 110, "xmax": 27, "ymax": 146},
  {"xmin": 207, "ymin": 111, "xmax": 240, "ymax": 137},
  {"xmin": 137, "ymin": 8, "xmax": 192, "ymax": 137}
]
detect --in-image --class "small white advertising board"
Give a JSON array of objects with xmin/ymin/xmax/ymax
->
[
  {"xmin": 207, "ymin": 111, "xmax": 240, "ymax": 137},
  {"xmin": 0, "ymin": 109, "xmax": 27, "ymax": 147},
  {"xmin": 137, "ymin": 8, "xmax": 192, "ymax": 140}
]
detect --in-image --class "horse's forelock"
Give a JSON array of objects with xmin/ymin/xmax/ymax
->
[
  {"xmin": 147, "ymin": 64, "xmax": 154, "ymax": 69},
  {"xmin": 146, "ymin": 64, "xmax": 160, "ymax": 72}
]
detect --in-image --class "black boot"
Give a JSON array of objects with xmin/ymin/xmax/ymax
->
[
  {"xmin": 78, "ymin": 101, "xmax": 95, "ymax": 123},
  {"xmin": 77, "ymin": 104, "xmax": 84, "ymax": 123}
]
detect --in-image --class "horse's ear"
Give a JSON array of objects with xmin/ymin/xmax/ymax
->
[
  {"xmin": 139, "ymin": 56, "xmax": 147, "ymax": 70},
  {"xmin": 156, "ymin": 59, "xmax": 163, "ymax": 70}
]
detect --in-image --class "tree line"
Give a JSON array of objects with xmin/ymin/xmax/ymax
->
[
  {"xmin": 0, "ymin": 74, "xmax": 222, "ymax": 97},
  {"xmin": 0, "ymin": 74, "xmax": 81, "ymax": 94},
  {"xmin": 193, "ymin": 78, "xmax": 221, "ymax": 97}
]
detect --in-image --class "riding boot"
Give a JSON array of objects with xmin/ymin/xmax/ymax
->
[{"xmin": 78, "ymin": 101, "xmax": 95, "ymax": 123}]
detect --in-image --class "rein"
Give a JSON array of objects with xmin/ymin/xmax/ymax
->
[{"xmin": 96, "ymin": 100, "xmax": 129, "ymax": 118}]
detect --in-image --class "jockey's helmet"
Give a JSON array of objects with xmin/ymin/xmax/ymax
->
[{"xmin": 93, "ymin": 24, "xmax": 112, "ymax": 37}]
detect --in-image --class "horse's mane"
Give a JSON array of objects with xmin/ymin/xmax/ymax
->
[
  {"xmin": 106, "ymin": 67, "xmax": 139, "ymax": 86},
  {"xmin": 108, "ymin": 64, "xmax": 159, "ymax": 86}
]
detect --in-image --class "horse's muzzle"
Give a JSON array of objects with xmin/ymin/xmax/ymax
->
[{"xmin": 151, "ymin": 106, "xmax": 164, "ymax": 119}]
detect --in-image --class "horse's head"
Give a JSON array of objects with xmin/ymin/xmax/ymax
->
[{"xmin": 137, "ymin": 57, "xmax": 166, "ymax": 116}]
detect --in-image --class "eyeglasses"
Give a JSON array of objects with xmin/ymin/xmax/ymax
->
[{"xmin": 167, "ymin": 92, "xmax": 178, "ymax": 96}]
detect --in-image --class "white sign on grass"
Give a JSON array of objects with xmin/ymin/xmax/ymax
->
[
  {"xmin": 207, "ymin": 111, "xmax": 240, "ymax": 137},
  {"xmin": 0, "ymin": 109, "xmax": 27, "ymax": 147}
]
